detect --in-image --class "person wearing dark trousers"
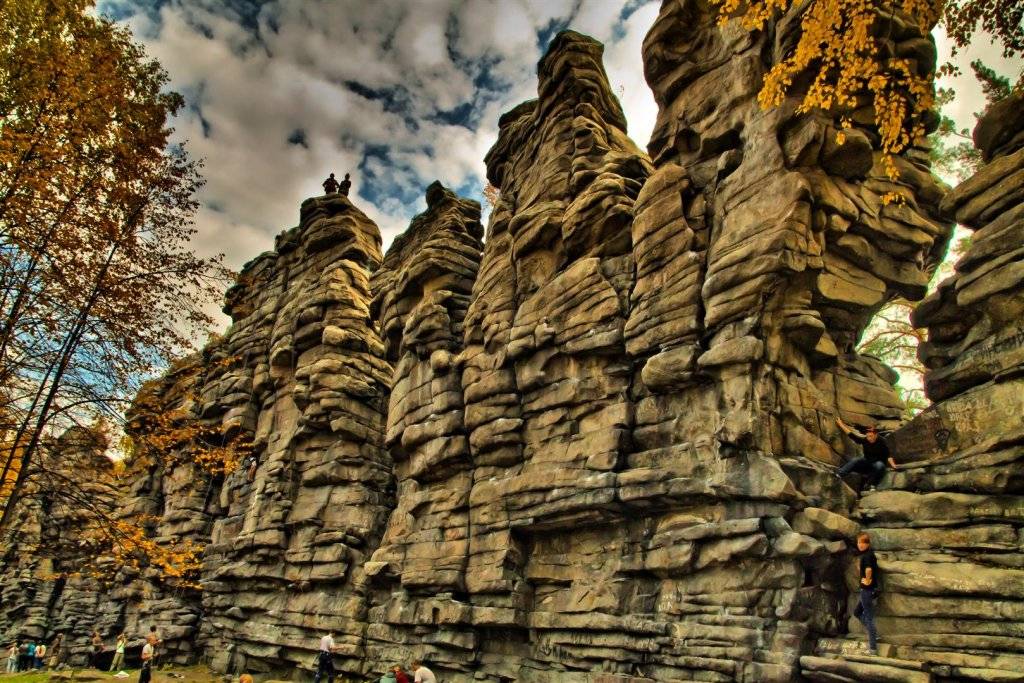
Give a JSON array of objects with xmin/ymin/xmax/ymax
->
[
  {"xmin": 313, "ymin": 632, "xmax": 338, "ymax": 683},
  {"xmin": 854, "ymin": 532, "xmax": 880, "ymax": 654},
  {"xmin": 139, "ymin": 641, "xmax": 154, "ymax": 683},
  {"xmin": 836, "ymin": 417, "xmax": 897, "ymax": 490}
]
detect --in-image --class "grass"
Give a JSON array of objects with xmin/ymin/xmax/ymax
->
[{"xmin": 0, "ymin": 665, "xmax": 220, "ymax": 683}]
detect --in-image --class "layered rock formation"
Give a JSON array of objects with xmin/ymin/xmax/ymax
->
[
  {"xmin": 0, "ymin": 428, "xmax": 124, "ymax": 665},
  {"xmin": 2, "ymin": 7, "xmax": 1020, "ymax": 683},
  {"xmin": 804, "ymin": 93, "xmax": 1024, "ymax": 682}
]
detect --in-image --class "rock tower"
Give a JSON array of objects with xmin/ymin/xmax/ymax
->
[{"xmin": 2, "ymin": 10, "xmax": 1022, "ymax": 683}]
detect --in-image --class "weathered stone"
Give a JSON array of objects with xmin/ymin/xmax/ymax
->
[{"xmin": 7, "ymin": 11, "xmax": 1016, "ymax": 683}]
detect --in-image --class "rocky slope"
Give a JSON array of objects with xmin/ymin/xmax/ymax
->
[{"xmin": 1, "ymin": 7, "xmax": 1019, "ymax": 683}]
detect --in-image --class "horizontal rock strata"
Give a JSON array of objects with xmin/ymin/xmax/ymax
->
[
  {"xmin": 1, "ymin": 13, "xmax": 1017, "ymax": 683},
  {"xmin": 836, "ymin": 93, "xmax": 1024, "ymax": 682}
]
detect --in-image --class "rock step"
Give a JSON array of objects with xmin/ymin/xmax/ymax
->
[
  {"xmin": 811, "ymin": 638, "xmax": 1024, "ymax": 682},
  {"xmin": 800, "ymin": 655, "xmax": 932, "ymax": 683},
  {"xmin": 815, "ymin": 637, "xmax": 898, "ymax": 659}
]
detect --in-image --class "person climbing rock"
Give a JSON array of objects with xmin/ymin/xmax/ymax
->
[
  {"xmin": 313, "ymin": 632, "xmax": 339, "ymax": 683},
  {"xmin": 48, "ymin": 634, "xmax": 62, "ymax": 669},
  {"xmin": 835, "ymin": 417, "xmax": 896, "ymax": 490},
  {"xmin": 322, "ymin": 173, "xmax": 340, "ymax": 194},
  {"xmin": 338, "ymin": 172, "xmax": 351, "ymax": 196},
  {"xmin": 245, "ymin": 454, "xmax": 258, "ymax": 482},
  {"xmin": 853, "ymin": 532, "xmax": 881, "ymax": 654}
]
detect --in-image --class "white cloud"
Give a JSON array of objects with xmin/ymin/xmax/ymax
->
[
  {"xmin": 603, "ymin": 2, "xmax": 660, "ymax": 149},
  {"xmin": 107, "ymin": 0, "xmax": 1022, "ymax": 345}
]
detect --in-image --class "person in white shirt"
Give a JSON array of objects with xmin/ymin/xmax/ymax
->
[
  {"xmin": 314, "ymin": 633, "xmax": 337, "ymax": 683},
  {"xmin": 139, "ymin": 642, "xmax": 154, "ymax": 683},
  {"xmin": 411, "ymin": 660, "xmax": 436, "ymax": 683}
]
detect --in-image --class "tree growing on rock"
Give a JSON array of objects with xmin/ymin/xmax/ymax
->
[
  {"xmin": 0, "ymin": 0, "xmax": 231, "ymax": 528},
  {"xmin": 711, "ymin": 0, "xmax": 1023, "ymax": 177}
]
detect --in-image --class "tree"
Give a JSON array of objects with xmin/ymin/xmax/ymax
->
[
  {"xmin": 711, "ymin": 0, "xmax": 1023, "ymax": 178},
  {"xmin": 0, "ymin": 0, "xmax": 231, "ymax": 528},
  {"xmin": 858, "ymin": 59, "xmax": 1009, "ymax": 416},
  {"xmin": 930, "ymin": 61, "xmax": 1012, "ymax": 181}
]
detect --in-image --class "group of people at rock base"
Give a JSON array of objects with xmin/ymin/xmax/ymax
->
[
  {"xmin": 314, "ymin": 632, "xmax": 435, "ymax": 683},
  {"xmin": 5, "ymin": 626, "xmax": 162, "ymax": 677},
  {"xmin": 5, "ymin": 639, "xmax": 48, "ymax": 672},
  {"xmin": 90, "ymin": 625, "xmax": 161, "ymax": 677},
  {"xmin": 6, "ymin": 415, "xmax": 888, "ymax": 680}
]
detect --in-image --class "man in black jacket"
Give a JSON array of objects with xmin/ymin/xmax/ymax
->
[
  {"xmin": 836, "ymin": 417, "xmax": 897, "ymax": 490},
  {"xmin": 853, "ymin": 532, "xmax": 881, "ymax": 653}
]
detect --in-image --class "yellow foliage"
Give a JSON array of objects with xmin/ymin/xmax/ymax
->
[
  {"xmin": 126, "ymin": 359, "xmax": 253, "ymax": 477},
  {"xmin": 710, "ymin": 0, "xmax": 941, "ymax": 178},
  {"xmin": 76, "ymin": 515, "xmax": 205, "ymax": 589}
]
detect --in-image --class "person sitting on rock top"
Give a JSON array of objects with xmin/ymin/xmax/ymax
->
[
  {"xmin": 853, "ymin": 532, "xmax": 881, "ymax": 654},
  {"xmin": 322, "ymin": 173, "xmax": 340, "ymax": 194},
  {"xmin": 338, "ymin": 172, "xmax": 351, "ymax": 197},
  {"xmin": 410, "ymin": 660, "xmax": 435, "ymax": 683},
  {"xmin": 835, "ymin": 417, "xmax": 896, "ymax": 490}
]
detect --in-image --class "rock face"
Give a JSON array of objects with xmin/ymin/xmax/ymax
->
[
  {"xmin": 3, "ymin": 13, "xmax": 1019, "ymax": 683},
  {"xmin": 197, "ymin": 194, "xmax": 392, "ymax": 674},
  {"xmin": 837, "ymin": 93, "xmax": 1024, "ymax": 681},
  {"xmin": 0, "ymin": 429, "xmax": 125, "ymax": 665}
]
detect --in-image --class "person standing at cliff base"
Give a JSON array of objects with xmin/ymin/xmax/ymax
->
[
  {"xmin": 91, "ymin": 631, "xmax": 104, "ymax": 669},
  {"xmin": 835, "ymin": 417, "xmax": 896, "ymax": 490},
  {"xmin": 313, "ymin": 632, "xmax": 339, "ymax": 683},
  {"xmin": 34, "ymin": 642, "xmax": 45, "ymax": 669},
  {"xmin": 6, "ymin": 642, "xmax": 18, "ymax": 673},
  {"xmin": 109, "ymin": 634, "xmax": 127, "ymax": 672},
  {"xmin": 146, "ymin": 626, "xmax": 162, "ymax": 670},
  {"xmin": 411, "ymin": 660, "xmax": 435, "ymax": 683},
  {"xmin": 853, "ymin": 532, "xmax": 881, "ymax": 654},
  {"xmin": 138, "ymin": 640, "xmax": 154, "ymax": 683}
]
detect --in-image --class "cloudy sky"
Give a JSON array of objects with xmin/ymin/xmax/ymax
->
[{"xmin": 99, "ymin": 0, "xmax": 1021, "ymax": 284}]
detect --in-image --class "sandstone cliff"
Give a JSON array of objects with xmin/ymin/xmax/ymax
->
[{"xmin": 1, "ymin": 9, "xmax": 1020, "ymax": 683}]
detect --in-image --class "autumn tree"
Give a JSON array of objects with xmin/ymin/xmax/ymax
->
[
  {"xmin": 856, "ymin": 60, "xmax": 1008, "ymax": 415},
  {"xmin": 711, "ymin": 0, "xmax": 1023, "ymax": 177},
  {"xmin": 0, "ymin": 0, "xmax": 231, "ymax": 529}
]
